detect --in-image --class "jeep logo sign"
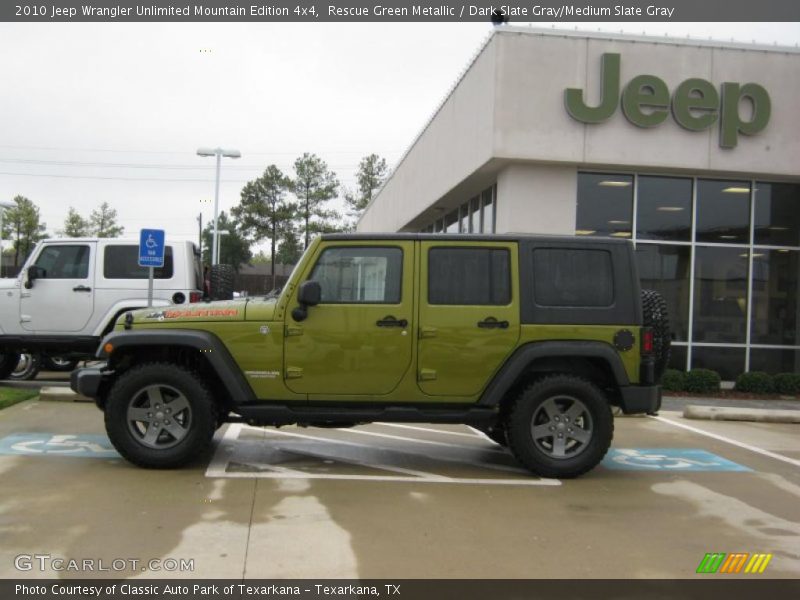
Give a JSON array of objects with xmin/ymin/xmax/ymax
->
[{"xmin": 564, "ymin": 53, "xmax": 771, "ymax": 148}]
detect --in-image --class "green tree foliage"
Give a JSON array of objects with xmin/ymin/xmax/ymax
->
[
  {"xmin": 61, "ymin": 207, "xmax": 90, "ymax": 237},
  {"xmin": 344, "ymin": 153, "xmax": 389, "ymax": 216},
  {"xmin": 232, "ymin": 165, "xmax": 295, "ymax": 281},
  {"xmin": 201, "ymin": 211, "xmax": 252, "ymax": 272},
  {"xmin": 1, "ymin": 195, "xmax": 47, "ymax": 266},
  {"xmin": 275, "ymin": 227, "xmax": 303, "ymax": 265},
  {"xmin": 90, "ymin": 202, "xmax": 124, "ymax": 238},
  {"xmin": 291, "ymin": 153, "xmax": 340, "ymax": 248}
]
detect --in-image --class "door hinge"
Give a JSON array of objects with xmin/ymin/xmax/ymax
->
[
  {"xmin": 285, "ymin": 367, "xmax": 304, "ymax": 379},
  {"xmin": 20, "ymin": 314, "xmax": 31, "ymax": 323},
  {"xmin": 419, "ymin": 326, "xmax": 437, "ymax": 339},
  {"xmin": 418, "ymin": 368, "xmax": 437, "ymax": 381},
  {"xmin": 285, "ymin": 326, "xmax": 303, "ymax": 337}
]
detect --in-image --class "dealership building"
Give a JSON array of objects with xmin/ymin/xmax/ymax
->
[{"xmin": 358, "ymin": 27, "xmax": 800, "ymax": 379}]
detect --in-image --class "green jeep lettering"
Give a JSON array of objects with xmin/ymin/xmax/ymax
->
[{"xmin": 565, "ymin": 53, "xmax": 771, "ymax": 147}]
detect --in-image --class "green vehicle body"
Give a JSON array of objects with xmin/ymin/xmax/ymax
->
[{"xmin": 72, "ymin": 233, "xmax": 665, "ymax": 476}]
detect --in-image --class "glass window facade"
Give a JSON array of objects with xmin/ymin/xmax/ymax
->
[
  {"xmin": 419, "ymin": 185, "xmax": 497, "ymax": 234},
  {"xmin": 578, "ymin": 174, "xmax": 800, "ymax": 378}
]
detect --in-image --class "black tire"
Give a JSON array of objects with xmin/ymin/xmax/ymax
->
[
  {"xmin": 0, "ymin": 352, "xmax": 20, "ymax": 380},
  {"xmin": 209, "ymin": 264, "xmax": 235, "ymax": 301},
  {"xmin": 104, "ymin": 363, "xmax": 218, "ymax": 469},
  {"xmin": 641, "ymin": 289, "xmax": 671, "ymax": 382},
  {"xmin": 43, "ymin": 356, "xmax": 80, "ymax": 372},
  {"xmin": 505, "ymin": 374, "xmax": 614, "ymax": 479},
  {"xmin": 9, "ymin": 354, "xmax": 41, "ymax": 381}
]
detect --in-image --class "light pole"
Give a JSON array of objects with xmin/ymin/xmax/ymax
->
[
  {"xmin": 196, "ymin": 147, "xmax": 241, "ymax": 265},
  {"xmin": 0, "ymin": 200, "xmax": 15, "ymax": 278},
  {"xmin": 215, "ymin": 230, "xmax": 230, "ymax": 265}
]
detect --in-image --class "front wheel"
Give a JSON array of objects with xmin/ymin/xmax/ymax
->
[
  {"xmin": 505, "ymin": 374, "xmax": 613, "ymax": 478},
  {"xmin": 104, "ymin": 363, "xmax": 217, "ymax": 469}
]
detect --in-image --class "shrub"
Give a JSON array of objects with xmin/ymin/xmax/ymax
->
[
  {"xmin": 661, "ymin": 369, "xmax": 686, "ymax": 392},
  {"xmin": 734, "ymin": 371, "xmax": 774, "ymax": 394},
  {"xmin": 684, "ymin": 369, "xmax": 721, "ymax": 394},
  {"xmin": 773, "ymin": 372, "xmax": 800, "ymax": 395}
]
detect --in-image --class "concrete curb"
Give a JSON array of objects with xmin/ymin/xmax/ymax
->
[
  {"xmin": 38, "ymin": 386, "xmax": 91, "ymax": 403},
  {"xmin": 684, "ymin": 404, "xmax": 800, "ymax": 424}
]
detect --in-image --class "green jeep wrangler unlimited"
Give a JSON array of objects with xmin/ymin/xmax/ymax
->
[{"xmin": 72, "ymin": 234, "xmax": 669, "ymax": 478}]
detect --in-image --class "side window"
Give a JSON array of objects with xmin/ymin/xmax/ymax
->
[
  {"xmin": 33, "ymin": 245, "xmax": 90, "ymax": 279},
  {"xmin": 533, "ymin": 248, "xmax": 614, "ymax": 307},
  {"xmin": 103, "ymin": 245, "xmax": 174, "ymax": 279},
  {"xmin": 309, "ymin": 247, "xmax": 403, "ymax": 304},
  {"xmin": 428, "ymin": 247, "xmax": 510, "ymax": 305}
]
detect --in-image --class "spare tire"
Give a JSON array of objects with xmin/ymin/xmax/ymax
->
[
  {"xmin": 209, "ymin": 264, "xmax": 235, "ymax": 301},
  {"xmin": 641, "ymin": 289, "xmax": 671, "ymax": 382},
  {"xmin": 0, "ymin": 352, "xmax": 20, "ymax": 380}
]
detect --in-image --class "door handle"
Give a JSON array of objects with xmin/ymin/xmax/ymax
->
[
  {"xmin": 477, "ymin": 317, "xmax": 509, "ymax": 329},
  {"xmin": 73, "ymin": 285, "xmax": 92, "ymax": 292},
  {"xmin": 376, "ymin": 316, "xmax": 408, "ymax": 328}
]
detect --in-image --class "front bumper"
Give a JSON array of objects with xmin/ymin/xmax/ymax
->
[
  {"xmin": 70, "ymin": 367, "xmax": 105, "ymax": 400},
  {"xmin": 619, "ymin": 385, "xmax": 661, "ymax": 415}
]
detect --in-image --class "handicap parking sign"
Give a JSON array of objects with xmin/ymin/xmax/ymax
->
[
  {"xmin": 139, "ymin": 228, "xmax": 165, "ymax": 268},
  {"xmin": 0, "ymin": 434, "xmax": 119, "ymax": 458},
  {"xmin": 603, "ymin": 448, "xmax": 751, "ymax": 472}
]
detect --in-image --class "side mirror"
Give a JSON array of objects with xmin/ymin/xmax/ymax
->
[
  {"xmin": 297, "ymin": 280, "xmax": 321, "ymax": 307},
  {"xmin": 24, "ymin": 266, "xmax": 42, "ymax": 289},
  {"xmin": 292, "ymin": 281, "xmax": 321, "ymax": 322}
]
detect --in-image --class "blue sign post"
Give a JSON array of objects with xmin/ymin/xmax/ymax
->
[{"xmin": 139, "ymin": 229, "xmax": 165, "ymax": 307}]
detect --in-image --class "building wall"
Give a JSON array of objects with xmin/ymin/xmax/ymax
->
[
  {"xmin": 359, "ymin": 28, "xmax": 799, "ymax": 234},
  {"xmin": 494, "ymin": 164, "xmax": 576, "ymax": 235},
  {"xmin": 493, "ymin": 32, "xmax": 800, "ymax": 176}
]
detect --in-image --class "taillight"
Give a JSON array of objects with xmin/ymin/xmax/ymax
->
[
  {"xmin": 641, "ymin": 328, "xmax": 654, "ymax": 355},
  {"xmin": 189, "ymin": 291, "xmax": 202, "ymax": 303}
]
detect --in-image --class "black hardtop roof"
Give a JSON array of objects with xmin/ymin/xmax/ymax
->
[{"xmin": 321, "ymin": 233, "xmax": 631, "ymax": 245}]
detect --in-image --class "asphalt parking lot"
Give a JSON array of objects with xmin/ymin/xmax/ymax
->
[{"xmin": 0, "ymin": 398, "xmax": 798, "ymax": 579}]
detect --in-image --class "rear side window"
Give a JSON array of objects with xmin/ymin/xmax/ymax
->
[
  {"xmin": 428, "ymin": 247, "xmax": 510, "ymax": 305},
  {"xmin": 104, "ymin": 245, "xmax": 174, "ymax": 279},
  {"xmin": 309, "ymin": 246, "xmax": 403, "ymax": 303},
  {"xmin": 533, "ymin": 248, "xmax": 614, "ymax": 307},
  {"xmin": 34, "ymin": 245, "xmax": 90, "ymax": 279}
]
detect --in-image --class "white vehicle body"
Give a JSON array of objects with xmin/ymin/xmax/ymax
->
[{"xmin": 0, "ymin": 238, "xmax": 203, "ymax": 357}]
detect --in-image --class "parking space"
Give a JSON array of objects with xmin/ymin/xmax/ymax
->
[{"xmin": 0, "ymin": 399, "xmax": 798, "ymax": 579}]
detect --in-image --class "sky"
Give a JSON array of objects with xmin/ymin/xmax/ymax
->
[{"xmin": 0, "ymin": 21, "xmax": 798, "ymax": 256}]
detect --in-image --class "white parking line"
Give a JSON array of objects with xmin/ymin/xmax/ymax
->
[
  {"xmin": 651, "ymin": 415, "xmax": 800, "ymax": 469},
  {"xmin": 377, "ymin": 422, "xmax": 486, "ymax": 439},
  {"xmin": 204, "ymin": 424, "xmax": 559, "ymax": 485},
  {"xmin": 344, "ymin": 428, "xmax": 507, "ymax": 454}
]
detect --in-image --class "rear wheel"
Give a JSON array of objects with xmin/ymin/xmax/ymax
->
[
  {"xmin": 505, "ymin": 374, "xmax": 613, "ymax": 478},
  {"xmin": 104, "ymin": 363, "xmax": 217, "ymax": 468},
  {"xmin": 0, "ymin": 352, "xmax": 20, "ymax": 380},
  {"xmin": 43, "ymin": 356, "xmax": 80, "ymax": 372}
]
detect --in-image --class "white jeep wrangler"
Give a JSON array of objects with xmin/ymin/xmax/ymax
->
[{"xmin": 0, "ymin": 238, "xmax": 205, "ymax": 379}]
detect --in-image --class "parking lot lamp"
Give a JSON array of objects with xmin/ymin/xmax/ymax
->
[{"xmin": 196, "ymin": 147, "xmax": 241, "ymax": 265}]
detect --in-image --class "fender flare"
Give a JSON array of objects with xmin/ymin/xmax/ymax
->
[
  {"xmin": 98, "ymin": 329, "xmax": 256, "ymax": 405},
  {"xmin": 478, "ymin": 341, "xmax": 630, "ymax": 407}
]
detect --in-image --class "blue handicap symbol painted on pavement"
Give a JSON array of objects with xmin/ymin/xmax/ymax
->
[
  {"xmin": 0, "ymin": 434, "xmax": 119, "ymax": 458},
  {"xmin": 602, "ymin": 448, "xmax": 751, "ymax": 472}
]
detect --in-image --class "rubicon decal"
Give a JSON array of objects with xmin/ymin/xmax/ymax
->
[
  {"xmin": 162, "ymin": 309, "xmax": 239, "ymax": 318},
  {"xmin": 696, "ymin": 552, "xmax": 772, "ymax": 574}
]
